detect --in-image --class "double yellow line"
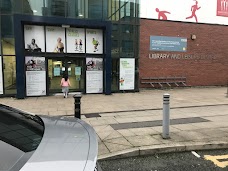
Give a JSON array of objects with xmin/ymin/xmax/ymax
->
[{"xmin": 205, "ymin": 155, "xmax": 228, "ymax": 168}]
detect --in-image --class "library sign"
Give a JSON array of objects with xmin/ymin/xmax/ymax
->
[{"xmin": 148, "ymin": 53, "xmax": 215, "ymax": 60}]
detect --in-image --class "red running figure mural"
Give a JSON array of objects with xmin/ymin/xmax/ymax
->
[
  {"xmin": 186, "ymin": 0, "xmax": 201, "ymax": 22},
  {"xmin": 155, "ymin": 8, "xmax": 171, "ymax": 20}
]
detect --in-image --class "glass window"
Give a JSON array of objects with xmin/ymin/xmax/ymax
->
[
  {"xmin": 1, "ymin": 15, "xmax": 13, "ymax": 38},
  {"xmin": 67, "ymin": 0, "xmax": 85, "ymax": 19},
  {"xmin": 122, "ymin": 40, "xmax": 133, "ymax": 52},
  {"xmin": 111, "ymin": 58, "xmax": 119, "ymax": 91},
  {"xmin": 111, "ymin": 40, "xmax": 119, "ymax": 58},
  {"xmin": 120, "ymin": 0, "xmax": 135, "ymax": 22},
  {"xmin": 23, "ymin": 0, "xmax": 44, "ymax": 16},
  {"xmin": 88, "ymin": 0, "xmax": 103, "ymax": 19},
  {"xmin": 0, "ymin": 0, "xmax": 12, "ymax": 14},
  {"xmin": 2, "ymin": 39, "xmax": 15, "ymax": 55},
  {"xmin": 107, "ymin": 0, "xmax": 120, "ymax": 21},
  {"xmin": 3, "ymin": 56, "xmax": 16, "ymax": 95},
  {"xmin": 45, "ymin": 0, "xmax": 66, "ymax": 17},
  {"xmin": 11, "ymin": 0, "xmax": 23, "ymax": 14}
]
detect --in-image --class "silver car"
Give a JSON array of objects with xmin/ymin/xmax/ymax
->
[{"xmin": 0, "ymin": 104, "xmax": 102, "ymax": 171}]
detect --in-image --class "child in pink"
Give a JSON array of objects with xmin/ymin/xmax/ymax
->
[{"xmin": 60, "ymin": 75, "xmax": 71, "ymax": 98}]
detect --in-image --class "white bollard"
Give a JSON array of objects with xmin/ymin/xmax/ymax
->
[{"xmin": 162, "ymin": 93, "xmax": 170, "ymax": 139}]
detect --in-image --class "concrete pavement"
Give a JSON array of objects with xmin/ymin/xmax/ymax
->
[{"xmin": 1, "ymin": 87, "xmax": 228, "ymax": 160}]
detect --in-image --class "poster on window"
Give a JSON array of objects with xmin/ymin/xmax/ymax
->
[
  {"xmin": 46, "ymin": 26, "xmax": 66, "ymax": 53},
  {"xmin": 0, "ymin": 56, "xmax": 3, "ymax": 94},
  {"xmin": 119, "ymin": 58, "xmax": 135, "ymax": 90},
  {"xmin": 86, "ymin": 58, "xmax": 103, "ymax": 71},
  {"xmin": 25, "ymin": 57, "xmax": 46, "ymax": 96},
  {"xmin": 25, "ymin": 57, "xmax": 46, "ymax": 71},
  {"xmin": 66, "ymin": 28, "xmax": 85, "ymax": 53},
  {"xmin": 86, "ymin": 29, "xmax": 103, "ymax": 54},
  {"xmin": 26, "ymin": 71, "xmax": 46, "ymax": 96},
  {"xmin": 86, "ymin": 71, "xmax": 103, "ymax": 93},
  {"xmin": 24, "ymin": 25, "xmax": 45, "ymax": 52}
]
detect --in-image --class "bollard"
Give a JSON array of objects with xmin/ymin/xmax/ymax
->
[
  {"xmin": 73, "ymin": 92, "xmax": 82, "ymax": 119},
  {"xmin": 162, "ymin": 93, "xmax": 170, "ymax": 139}
]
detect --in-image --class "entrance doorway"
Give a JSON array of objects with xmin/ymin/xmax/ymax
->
[{"xmin": 48, "ymin": 58, "xmax": 85, "ymax": 94}]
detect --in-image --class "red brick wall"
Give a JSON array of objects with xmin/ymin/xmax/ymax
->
[{"xmin": 139, "ymin": 19, "xmax": 228, "ymax": 87}]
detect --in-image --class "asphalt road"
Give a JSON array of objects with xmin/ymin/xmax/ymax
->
[{"xmin": 99, "ymin": 149, "xmax": 228, "ymax": 171}]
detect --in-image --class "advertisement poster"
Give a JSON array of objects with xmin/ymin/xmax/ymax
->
[
  {"xmin": 86, "ymin": 58, "xmax": 103, "ymax": 71},
  {"xmin": 0, "ymin": 56, "xmax": 3, "ymax": 95},
  {"xmin": 25, "ymin": 57, "xmax": 46, "ymax": 71},
  {"xmin": 86, "ymin": 71, "xmax": 103, "ymax": 93},
  {"xmin": 46, "ymin": 26, "xmax": 66, "ymax": 53},
  {"xmin": 150, "ymin": 36, "xmax": 187, "ymax": 52},
  {"xmin": 25, "ymin": 57, "xmax": 46, "ymax": 96},
  {"xmin": 26, "ymin": 71, "xmax": 46, "ymax": 96},
  {"xmin": 24, "ymin": 25, "xmax": 45, "ymax": 52},
  {"xmin": 66, "ymin": 28, "xmax": 85, "ymax": 53},
  {"xmin": 86, "ymin": 29, "xmax": 103, "ymax": 54},
  {"xmin": 119, "ymin": 58, "xmax": 135, "ymax": 90},
  {"xmin": 217, "ymin": 0, "xmax": 228, "ymax": 17},
  {"xmin": 140, "ymin": 0, "xmax": 228, "ymax": 25}
]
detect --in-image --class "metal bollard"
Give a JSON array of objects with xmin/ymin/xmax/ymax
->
[
  {"xmin": 73, "ymin": 92, "xmax": 82, "ymax": 119},
  {"xmin": 162, "ymin": 93, "xmax": 170, "ymax": 139}
]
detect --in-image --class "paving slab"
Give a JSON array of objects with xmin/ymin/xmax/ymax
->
[{"xmin": 1, "ymin": 87, "xmax": 228, "ymax": 160}]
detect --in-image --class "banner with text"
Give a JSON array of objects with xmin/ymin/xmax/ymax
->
[
  {"xmin": 86, "ymin": 58, "xmax": 103, "ymax": 93},
  {"xmin": 119, "ymin": 58, "xmax": 135, "ymax": 90},
  {"xmin": 25, "ymin": 57, "xmax": 46, "ymax": 96},
  {"xmin": 140, "ymin": 0, "xmax": 228, "ymax": 25}
]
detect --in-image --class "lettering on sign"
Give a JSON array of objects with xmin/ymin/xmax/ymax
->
[
  {"xmin": 87, "ymin": 30, "xmax": 97, "ymax": 34},
  {"xmin": 205, "ymin": 155, "xmax": 228, "ymax": 168},
  {"xmin": 148, "ymin": 53, "xmax": 215, "ymax": 60},
  {"xmin": 25, "ymin": 26, "xmax": 32, "ymax": 30},
  {"xmin": 47, "ymin": 28, "xmax": 54, "ymax": 32}
]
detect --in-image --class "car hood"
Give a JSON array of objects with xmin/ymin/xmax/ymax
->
[{"xmin": 20, "ymin": 116, "xmax": 98, "ymax": 171}]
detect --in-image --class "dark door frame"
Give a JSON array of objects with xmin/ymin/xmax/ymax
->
[{"xmin": 14, "ymin": 14, "xmax": 112, "ymax": 99}]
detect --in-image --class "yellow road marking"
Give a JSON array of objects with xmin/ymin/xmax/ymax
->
[{"xmin": 204, "ymin": 155, "xmax": 228, "ymax": 168}]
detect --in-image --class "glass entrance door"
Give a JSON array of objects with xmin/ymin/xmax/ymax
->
[{"xmin": 48, "ymin": 58, "xmax": 85, "ymax": 94}]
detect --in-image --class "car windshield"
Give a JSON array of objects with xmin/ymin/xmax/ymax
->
[{"xmin": 0, "ymin": 104, "xmax": 44, "ymax": 171}]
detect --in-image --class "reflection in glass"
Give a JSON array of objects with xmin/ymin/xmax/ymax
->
[
  {"xmin": 2, "ymin": 39, "xmax": 15, "ymax": 55},
  {"xmin": 25, "ymin": 0, "xmax": 44, "ymax": 16},
  {"xmin": 67, "ymin": 0, "xmax": 85, "ymax": 18},
  {"xmin": 45, "ymin": 0, "xmax": 66, "ymax": 17},
  {"xmin": 88, "ymin": 0, "xmax": 103, "ymax": 19},
  {"xmin": 1, "ymin": 15, "xmax": 14, "ymax": 38},
  {"xmin": 3, "ymin": 56, "xmax": 17, "ymax": 95}
]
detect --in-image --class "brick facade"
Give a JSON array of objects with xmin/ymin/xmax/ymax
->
[{"xmin": 139, "ymin": 19, "xmax": 228, "ymax": 88}]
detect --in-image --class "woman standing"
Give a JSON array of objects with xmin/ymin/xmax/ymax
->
[{"xmin": 60, "ymin": 75, "xmax": 71, "ymax": 98}]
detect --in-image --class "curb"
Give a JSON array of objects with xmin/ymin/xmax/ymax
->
[{"xmin": 98, "ymin": 141, "xmax": 228, "ymax": 161}]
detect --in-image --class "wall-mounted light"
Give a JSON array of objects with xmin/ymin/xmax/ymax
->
[{"xmin": 191, "ymin": 34, "xmax": 196, "ymax": 40}]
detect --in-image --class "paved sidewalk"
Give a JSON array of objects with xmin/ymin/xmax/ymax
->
[{"xmin": 1, "ymin": 87, "xmax": 228, "ymax": 159}]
